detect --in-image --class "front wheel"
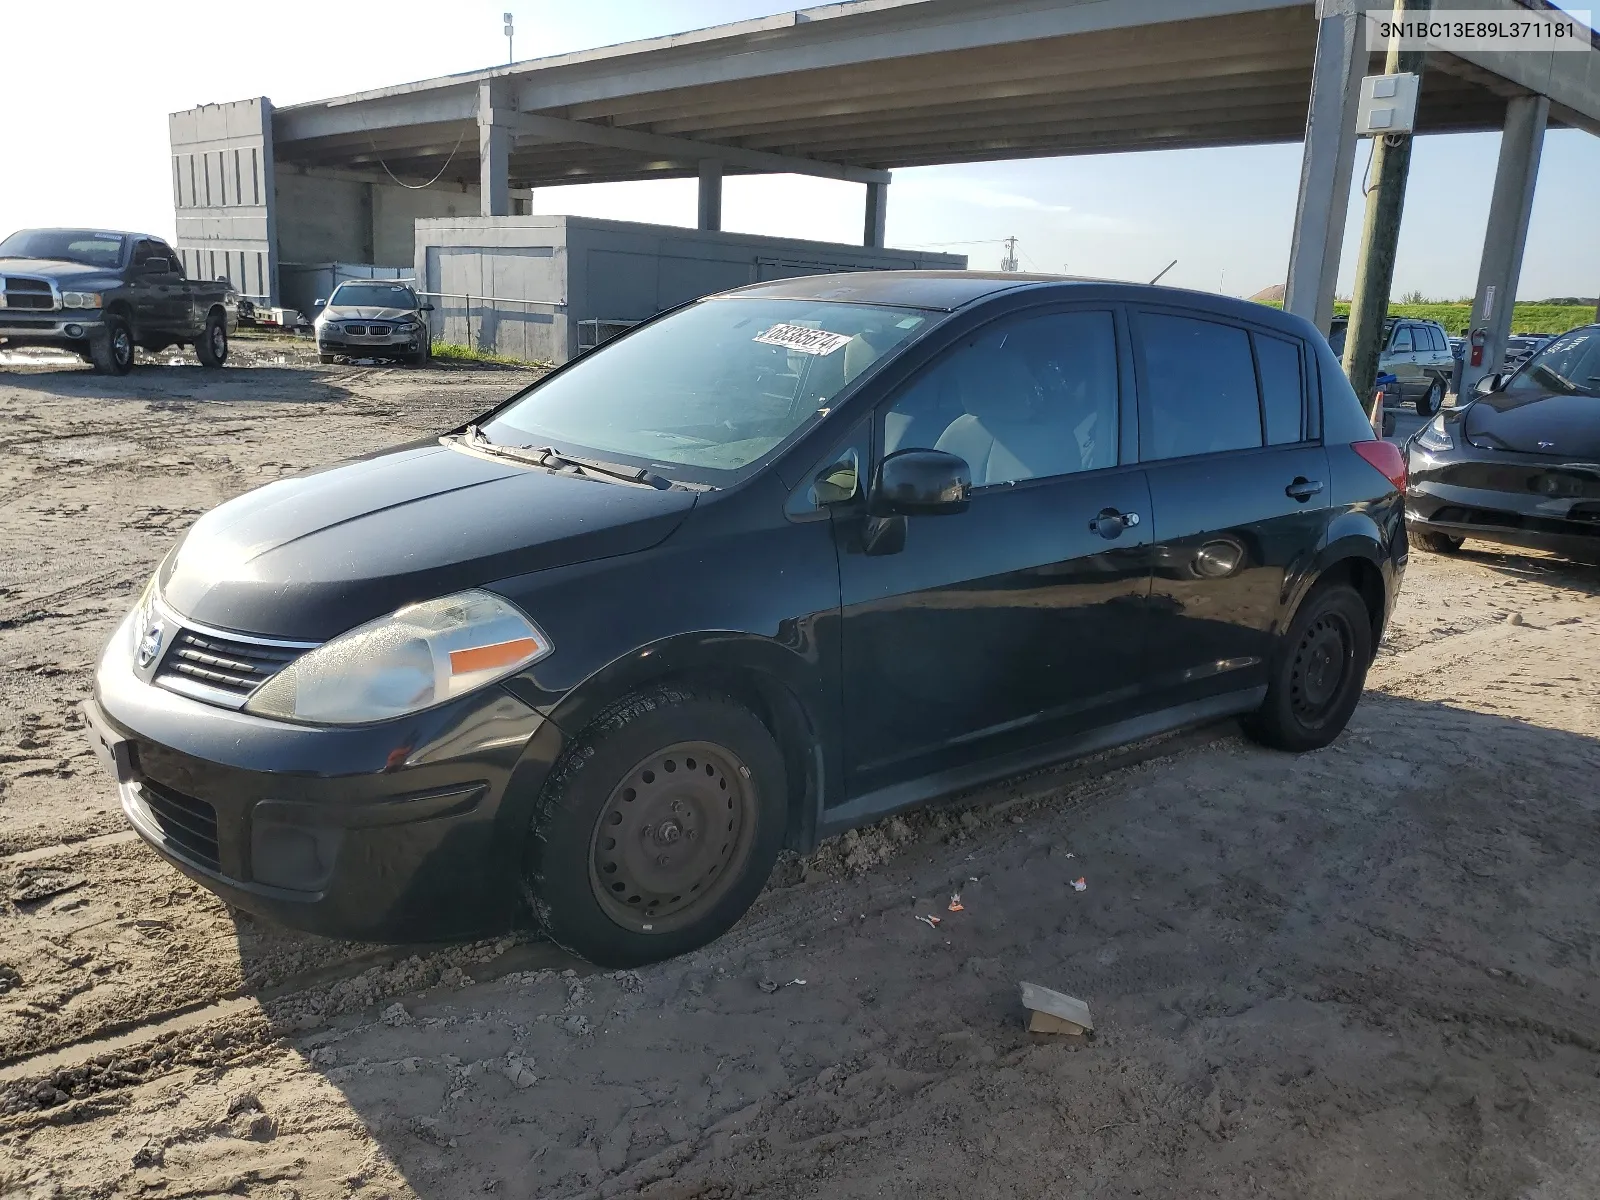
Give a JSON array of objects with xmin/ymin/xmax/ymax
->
[
  {"xmin": 196, "ymin": 311, "xmax": 228, "ymax": 368},
  {"xmin": 89, "ymin": 315, "xmax": 134, "ymax": 375},
  {"xmin": 1416, "ymin": 377, "xmax": 1444, "ymax": 417},
  {"xmin": 1414, "ymin": 530, "xmax": 1464, "ymax": 554},
  {"xmin": 1244, "ymin": 583, "xmax": 1374, "ymax": 753},
  {"xmin": 523, "ymin": 687, "xmax": 786, "ymax": 967}
]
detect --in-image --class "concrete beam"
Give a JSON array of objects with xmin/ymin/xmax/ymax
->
[
  {"xmin": 697, "ymin": 159, "xmax": 723, "ymax": 231},
  {"xmin": 1284, "ymin": 1, "xmax": 1366, "ymax": 333},
  {"xmin": 478, "ymin": 81, "xmax": 510, "ymax": 217},
  {"xmin": 1457, "ymin": 94, "xmax": 1550, "ymax": 399},
  {"xmin": 864, "ymin": 180, "xmax": 887, "ymax": 248},
  {"xmin": 491, "ymin": 108, "xmax": 889, "ymax": 184}
]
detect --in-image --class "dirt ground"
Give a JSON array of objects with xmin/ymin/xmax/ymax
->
[{"xmin": 0, "ymin": 345, "xmax": 1597, "ymax": 1199}]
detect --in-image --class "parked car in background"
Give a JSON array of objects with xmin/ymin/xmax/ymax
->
[
  {"xmin": 313, "ymin": 281, "xmax": 433, "ymax": 365},
  {"xmin": 1406, "ymin": 324, "xmax": 1600, "ymax": 563},
  {"xmin": 1328, "ymin": 316, "xmax": 1452, "ymax": 416},
  {"xmin": 0, "ymin": 228, "xmax": 235, "ymax": 374},
  {"xmin": 85, "ymin": 272, "xmax": 1407, "ymax": 965}
]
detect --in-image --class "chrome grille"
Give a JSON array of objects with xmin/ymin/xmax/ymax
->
[
  {"xmin": 154, "ymin": 626, "xmax": 312, "ymax": 708},
  {"xmin": 343, "ymin": 324, "xmax": 367, "ymax": 335},
  {"xmin": 2, "ymin": 277, "xmax": 56, "ymax": 311}
]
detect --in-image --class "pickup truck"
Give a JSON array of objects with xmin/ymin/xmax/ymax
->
[{"xmin": 0, "ymin": 227, "xmax": 236, "ymax": 374}]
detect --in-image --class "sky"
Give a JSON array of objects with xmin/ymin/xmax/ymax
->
[{"xmin": 4, "ymin": 0, "xmax": 1597, "ymax": 301}]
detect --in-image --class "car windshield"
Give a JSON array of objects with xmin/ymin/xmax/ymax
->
[
  {"xmin": 479, "ymin": 297, "xmax": 936, "ymax": 481},
  {"xmin": 0, "ymin": 229, "xmax": 125, "ymax": 267},
  {"xmin": 330, "ymin": 282, "xmax": 417, "ymax": 307},
  {"xmin": 1507, "ymin": 326, "xmax": 1600, "ymax": 398}
]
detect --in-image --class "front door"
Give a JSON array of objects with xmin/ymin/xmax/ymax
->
[
  {"xmin": 833, "ymin": 307, "xmax": 1153, "ymax": 805},
  {"xmin": 1131, "ymin": 308, "xmax": 1331, "ymax": 708}
]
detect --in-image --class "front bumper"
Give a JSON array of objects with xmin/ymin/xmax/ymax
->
[
  {"xmin": 0, "ymin": 314, "xmax": 104, "ymax": 343},
  {"xmin": 318, "ymin": 330, "xmax": 422, "ymax": 356},
  {"xmin": 1405, "ymin": 443, "xmax": 1600, "ymax": 562},
  {"xmin": 86, "ymin": 610, "xmax": 566, "ymax": 941}
]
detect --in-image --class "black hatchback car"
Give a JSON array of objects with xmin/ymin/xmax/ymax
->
[
  {"xmin": 1406, "ymin": 324, "xmax": 1600, "ymax": 563},
  {"xmin": 84, "ymin": 273, "xmax": 1407, "ymax": 966}
]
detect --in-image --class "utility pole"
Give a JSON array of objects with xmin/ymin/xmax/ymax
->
[
  {"xmin": 504, "ymin": 12, "xmax": 515, "ymax": 64},
  {"xmin": 1341, "ymin": 0, "xmax": 1429, "ymax": 403},
  {"xmin": 1000, "ymin": 236, "xmax": 1019, "ymax": 273}
]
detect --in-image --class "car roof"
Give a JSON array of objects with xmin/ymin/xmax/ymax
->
[
  {"xmin": 9, "ymin": 227, "xmax": 152, "ymax": 241},
  {"xmin": 714, "ymin": 271, "xmax": 1320, "ymax": 339}
]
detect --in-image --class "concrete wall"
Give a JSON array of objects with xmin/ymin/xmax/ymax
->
[
  {"xmin": 414, "ymin": 215, "xmax": 966, "ymax": 364},
  {"xmin": 169, "ymin": 99, "xmax": 277, "ymax": 304},
  {"xmin": 275, "ymin": 169, "xmax": 477, "ymax": 269}
]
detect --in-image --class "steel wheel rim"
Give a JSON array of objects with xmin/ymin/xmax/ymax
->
[
  {"xmin": 588, "ymin": 741, "xmax": 756, "ymax": 934},
  {"xmin": 210, "ymin": 323, "xmax": 225, "ymax": 357},
  {"xmin": 1289, "ymin": 612, "xmax": 1354, "ymax": 723},
  {"xmin": 113, "ymin": 328, "xmax": 132, "ymax": 367}
]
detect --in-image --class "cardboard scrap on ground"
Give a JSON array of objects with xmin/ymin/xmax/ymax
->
[{"xmin": 1019, "ymin": 982, "xmax": 1093, "ymax": 1037}]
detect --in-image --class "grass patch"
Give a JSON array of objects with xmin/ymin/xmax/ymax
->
[
  {"xmin": 1257, "ymin": 300, "xmax": 1595, "ymax": 335},
  {"xmin": 430, "ymin": 342, "xmax": 550, "ymax": 369}
]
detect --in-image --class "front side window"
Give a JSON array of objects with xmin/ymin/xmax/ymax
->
[
  {"xmin": 1389, "ymin": 326, "xmax": 1414, "ymax": 353},
  {"xmin": 882, "ymin": 309, "xmax": 1119, "ymax": 487},
  {"xmin": 1138, "ymin": 312, "xmax": 1263, "ymax": 461},
  {"xmin": 1507, "ymin": 325, "xmax": 1600, "ymax": 398},
  {"xmin": 330, "ymin": 282, "xmax": 418, "ymax": 308},
  {"xmin": 480, "ymin": 297, "xmax": 935, "ymax": 482}
]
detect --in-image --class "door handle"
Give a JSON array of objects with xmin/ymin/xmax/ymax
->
[
  {"xmin": 1090, "ymin": 508, "xmax": 1140, "ymax": 539},
  {"xmin": 1285, "ymin": 477, "xmax": 1324, "ymax": 502}
]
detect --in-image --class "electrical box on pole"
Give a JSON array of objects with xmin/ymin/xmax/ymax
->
[
  {"xmin": 1355, "ymin": 72, "xmax": 1419, "ymax": 136},
  {"xmin": 504, "ymin": 13, "xmax": 515, "ymax": 64}
]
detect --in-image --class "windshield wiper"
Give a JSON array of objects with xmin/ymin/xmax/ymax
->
[
  {"xmin": 458, "ymin": 426, "xmax": 691, "ymax": 490},
  {"xmin": 1531, "ymin": 363, "xmax": 1581, "ymax": 394}
]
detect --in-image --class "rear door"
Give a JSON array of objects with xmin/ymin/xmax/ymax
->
[
  {"xmin": 833, "ymin": 305, "xmax": 1153, "ymax": 804},
  {"xmin": 1132, "ymin": 308, "xmax": 1329, "ymax": 710}
]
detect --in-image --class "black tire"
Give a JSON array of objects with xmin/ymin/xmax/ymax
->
[
  {"xmin": 196, "ymin": 310, "xmax": 228, "ymax": 368},
  {"xmin": 318, "ymin": 353, "xmax": 336, "ymax": 364},
  {"xmin": 90, "ymin": 314, "xmax": 134, "ymax": 375},
  {"xmin": 1416, "ymin": 377, "xmax": 1444, "ymax": 417},
  {"xmin": 524, "ymin": 687, "xmax": 786, "ymax": 967},
  {"xmin": 1414, "ymin": 530, "xmax": 1464, "ymax": 554},
  {"xmin": 1244, "ymin": 583, "xmax": 1374, "ymax": 753}
]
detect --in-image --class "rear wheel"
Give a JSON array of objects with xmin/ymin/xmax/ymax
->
[
  {"xmin": 523, "ymin": 687, "xmax": 785, "ymax": 967},
  {"xmin": 196, "ymin": 311, "xmax": 228, "ymax": 368},
  {"xmin": 1244, "ymin": 583, "xmax": 1373, "ymax": 753},
  {"xmin": 1416, "ymin": 377, "xmax": 1444, "ymax": 417},
  {"xmin": 90, "ymin": 315, "xmax": 134, "ymax": 375},
  {"xmin": 1414, "ymin": 530, "xmax": 1464, "ymax": 554}
]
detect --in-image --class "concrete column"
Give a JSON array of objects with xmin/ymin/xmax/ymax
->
[
  {"xmin": 697, "ymin": 159, "xmax": 723, "ymax": 231},
  {"xmin": 478, "ymin": 80, "xmax": 510, "ymax": 218},
  {"xmin": 1456, "ymin": 94, "xmax": 1549, "ymax": 400},
  {"xmin": 864, "ymin": 180, "xmax": 888, "ymax": 249},
  {"xmin": 1284, "ymin": 0, "xmax": 1366, "ymax": 333}
]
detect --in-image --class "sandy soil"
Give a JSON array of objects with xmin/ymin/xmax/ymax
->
[{"xmin": 0, "ymin": 354, "xmax": 1597, "ymax": 1199}]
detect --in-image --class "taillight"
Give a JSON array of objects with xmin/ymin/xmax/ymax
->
[{"xmin": 1352, "ymin": 439, "xmax": 1407, "ymax": 493}]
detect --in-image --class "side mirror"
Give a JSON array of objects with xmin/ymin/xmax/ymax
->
[
  {"xmin": 869, "ymin": 449, "xmax": 971, "ymax": 517},
  {"xmin": 420, "ymin": 303, "xmax": 435, "ymax": 313},
  {"xmin": 1474, "ymin": 373, "xmax": 1503, "ymax": 396},
  {"xmin": 313, "ymin": 298, "xmax": 327, "ymax": 310}
]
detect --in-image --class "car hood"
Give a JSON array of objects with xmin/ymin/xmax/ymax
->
[
  {"xmin": 157, "ymin": 442, "xmax": 698, "ymax": 640},
  {"xmin": 1463, "ymin": 387, "xmax": 1600, "ymax": 459},
  {"xmin": 321, "ymin": 305, "xmax": 414, "ymax": 321},
  {"xmin": 0, "ymin": 257, "xmax": 114, "ymax": 283}
]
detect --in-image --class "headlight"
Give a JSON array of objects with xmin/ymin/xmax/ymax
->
[
  {"xmin": 128, "ymin": 576, "xmax": 158, "ymax": 661},
  {"xmin": 392, "ymin": 320, "xmax": 417, "ymax": 332},
  {"xmin": 62, "ymin": 291, "xmax": 104, "ymax": 309},
  {"xmin": 1415, "ymin": 413, "xmax": 1453, "ymax": 453},
  {"xmin": 319, "ymin": 323, "xmax": 340, "ymax": 336},
  {"xmin": 244, "ymin": 590, "xmax": 551, "ymax": 725}
]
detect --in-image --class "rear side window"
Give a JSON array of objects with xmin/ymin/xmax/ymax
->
[
  {"xmin": 1429, "ymin": 326, "xmax": 1448, "ymax": 352},
  {"xmin": 1255, "ymin": 333, "xmax": 1306, "ymax": 445},
  {"xmin": 1137, "ymin": 312, "xmax": 1263, "ymax": 461}
]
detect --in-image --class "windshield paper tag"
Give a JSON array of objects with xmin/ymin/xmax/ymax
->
[{"xmin": 754, "ymin": 324, "xmax": 853, "ymax": 356}]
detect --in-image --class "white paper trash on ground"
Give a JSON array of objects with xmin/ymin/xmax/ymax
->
[{"xmin": 1019, "ymin": 982, "xmax": 1093, "ymax": 1036}]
